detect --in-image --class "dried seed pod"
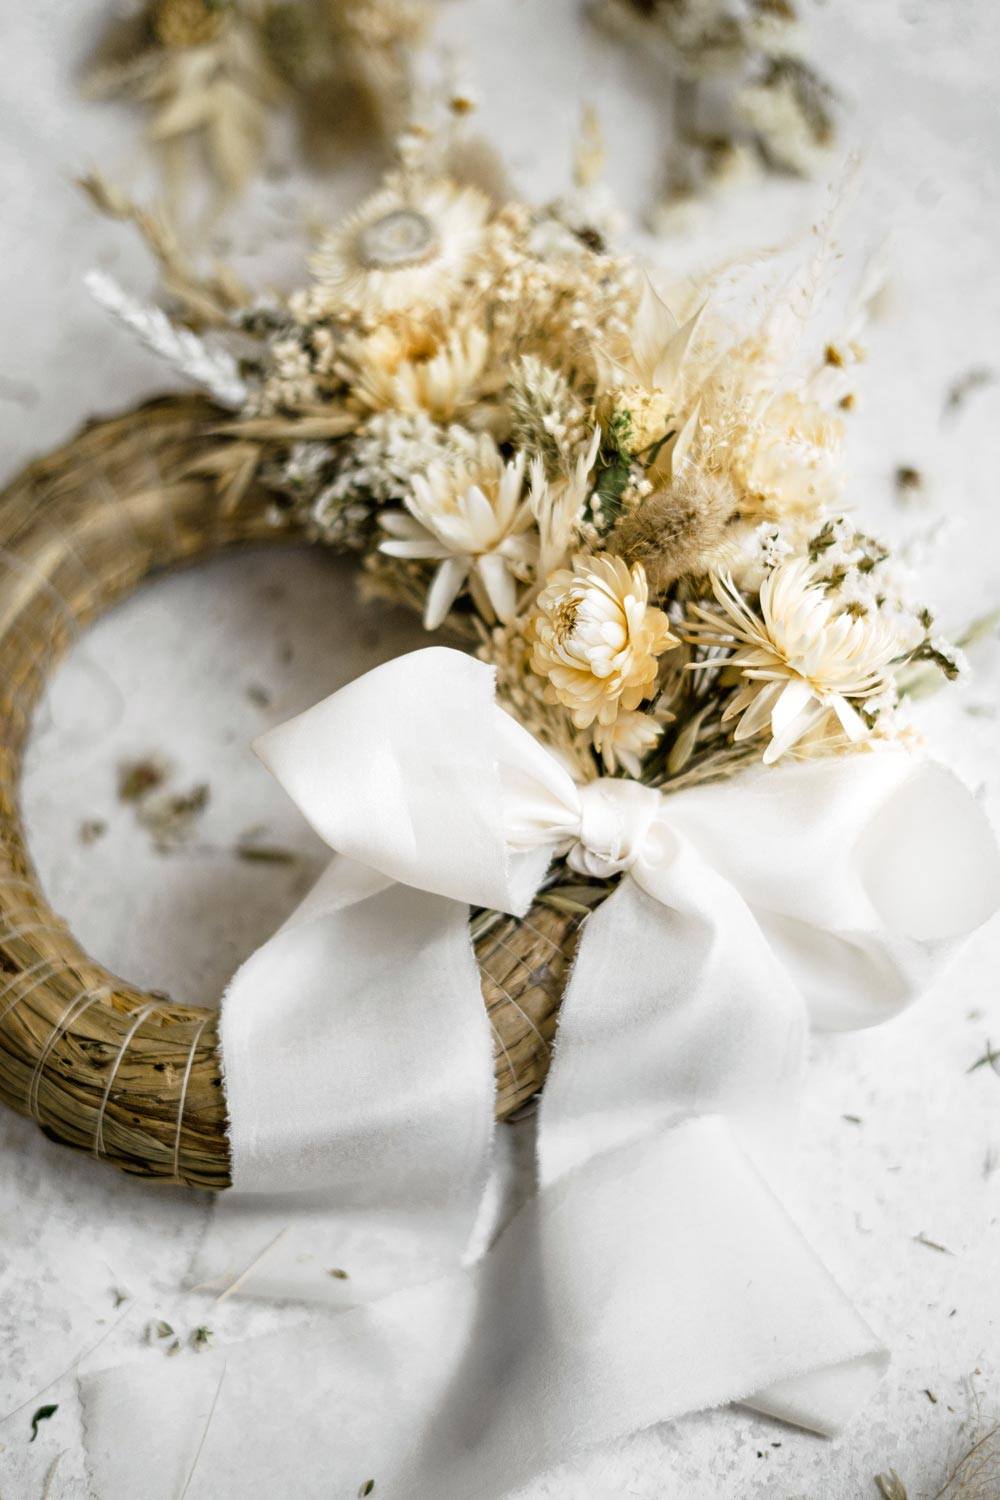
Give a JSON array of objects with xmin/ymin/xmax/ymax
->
[{"xmin": 607, "ymin": 468, "xmax": 740, "ymax": 593}]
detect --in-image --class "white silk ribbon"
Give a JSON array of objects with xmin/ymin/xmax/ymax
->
[{"xmin": 80, "ymin": 646, "xmax": 1000, "ymax": 1499}]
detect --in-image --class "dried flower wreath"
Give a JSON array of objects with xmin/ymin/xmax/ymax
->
[
  {"xmin": 88, "ymin": 159, "xmax": 963, "ymax": 815},
  {"xmin": 49, "ymin": 144, "xmax": 1000, "ymax": 1495},
  {"xmin": 4, "ymin": 137, "xmax": 992, "ymax": 1198}
]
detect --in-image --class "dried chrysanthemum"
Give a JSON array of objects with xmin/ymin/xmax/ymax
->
[
  {"xmin": 311, "ymin": 177, "xmax": 490, "ymax": 317},
  {"xmin": 339, "ymin": 317, "xmax": 492, "ymax": 421},
  {"xmin": 531, "ymin": 556, "xmax": 678, "ymax": 728},
  {"xmin": 379, "ymin": 440, "xmax": 536, "ymax": 628},
  {"xmin": 685, "ymin": 559, "xmax": 906, "ymax": 763}
]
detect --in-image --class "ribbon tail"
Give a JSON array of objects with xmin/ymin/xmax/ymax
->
[
  {"xmin": 537, "ymin": 871, "xmax": 888, "ymax": 1436},
  {"xmin": 201, "ymin": 861, "xmax": 496, "ymax": 1304},
  {"xmin": 80, "ymin": 1117, "xmax": 885, "ymax": 1500}
]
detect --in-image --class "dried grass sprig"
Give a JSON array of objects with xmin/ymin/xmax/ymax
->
[
  {"xmin": 78, "ymin": 171, "xmax": 248, "ymax": 327},
  {"xmin": 84, "ymin": 270, "xmax": 248, "ymax": 408}
]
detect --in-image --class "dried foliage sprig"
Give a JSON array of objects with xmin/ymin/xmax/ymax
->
[
  {"xmin": 590, "ymin": 0, "xmax": 837, "ymax": 226},
  {"xmin": 82, "ymin": 0, "xmax": 435, "ymax": 210},
  {"xmin": 85, "ymin": 269, "xmax": 249, "ymax": 407}
]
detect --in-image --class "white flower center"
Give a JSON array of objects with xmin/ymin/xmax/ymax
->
[{"xmin": 357, "ymin": 210, "xmax": 438, "ymax": 269}]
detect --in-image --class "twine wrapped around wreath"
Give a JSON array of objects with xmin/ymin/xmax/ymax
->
[{"xmin": 0, "ymin": 396, "xmax": 581, "ymax": 1188}]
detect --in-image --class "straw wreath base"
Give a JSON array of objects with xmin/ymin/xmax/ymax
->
[{"xmin": 0, "ymin": 397, "xmax": 581, "ymax": 1189}]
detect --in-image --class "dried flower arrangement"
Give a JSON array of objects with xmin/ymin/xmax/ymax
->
[
  {"xmin": 2, "ymin": 131, "xmax": 989, "ymax": 1195},
  {"xmin": 83, "ymin": 0, "xmax": 433, "ymax": 207},
  {"xmin": 86, "ymin": 153, "xmax": 962, "ymax": 824},
  {"xmin": 590, "ymin": 0, "xmax": 837, "ymax": 226}
]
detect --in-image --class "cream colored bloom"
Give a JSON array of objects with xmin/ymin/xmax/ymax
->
[
  {"xmin": 340, "ymin": 318, "xmax": 491, "ymax": 421},
  {"xmin": 311, "ymin": 178, "xmax": 490, "ymax": 318},
  {"xmin": 531, "ymin": 556, "xmax": 678, "ymax": 729},
  {"xmin": 592, "ymin": 709, "xmax": 667, "ymax": 776},
  {"xmin": 379, "ymin": 440, "xmax": 536, "ymax": 629},
  {"xmin": 685, "ymin": 559, "xmax": 904, "ymax": 764},
  {"xmin": 730, "ymin": 391, "xmax": 844, "ymax": 519}
]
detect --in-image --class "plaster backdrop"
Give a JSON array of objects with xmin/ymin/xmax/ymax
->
[{"xmin": 2, "ymin": 2, "xmax": 1000, "ymax": 1497}]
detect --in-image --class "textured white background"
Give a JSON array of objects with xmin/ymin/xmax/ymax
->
[{"xmin": 2, "ymin": 2, "xmax": 1000, "ymax": 1496}]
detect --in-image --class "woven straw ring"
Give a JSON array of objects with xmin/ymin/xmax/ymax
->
[{"xmin": 0, "ymin": 396, "xmax": 580, "ymax": 1187}]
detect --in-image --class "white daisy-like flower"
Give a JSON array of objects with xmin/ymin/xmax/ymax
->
[
  {"xmin": 531, "ymin": 556, "xmax": 679, "ymax": 729},
  {"xmin": 685, "ymin": 558, "xmax": 905, "ymax": 764},
  {"xmin": 339, "ymin": 318, "xmax": 491, "ymax": 422},
  {"xmin": 311, "ymin": 178, "xmax": 490, "ymax": 318},
  {"xmin": 379, "ymin": 440, "xmax": 536, "ymax": 629}
]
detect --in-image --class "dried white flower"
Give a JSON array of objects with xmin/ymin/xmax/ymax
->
[
  {"xmin": 379, "ymin": 440, "xmax": 536, "ymax": 628},
  {"xmin": 730, "ymin": 391, "xmax": 844, "ymax": 519},
  {"xmin": 340, "ymin": 318, "xmax": 491, "ymax": 421},
  {"xmin": 311, "ymin": 177, "xmax": 490, "ymax": 317},
  {"xmin": 592, "ymin": 709, "xmax": 667, "ymax": 776},
  {"xmin": 686, "ymin": 559, "xmax": 906, "ymax": 763}
]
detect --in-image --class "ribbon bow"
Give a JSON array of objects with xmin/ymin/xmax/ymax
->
[
  {"xmin": 83, "ymin": 647, "xmax": 1000, "ymax": 1500},
  {"xmin": 252, "ymin": 645, "xmax": 999, "ymax": 1177}
]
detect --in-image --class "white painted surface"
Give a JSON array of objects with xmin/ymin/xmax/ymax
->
[{"xmin": 1, "ymin": 1, "xmax": 1000, "ymax": 1496}]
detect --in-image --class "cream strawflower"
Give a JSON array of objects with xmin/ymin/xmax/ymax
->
[
  {"xmin": 340, "ymin": 318, "xmax": 491, "ymax": 421},
  {"xmin": 531, "ymin": 556, "xmax": 679, "ymax": 729},
  {"xmin": 311, "ymin": 178, "xmax": 490, "ymax": 317},
  {"xmin": 685, "ymin": 558, "xmax": 904, "ymax": 764},
  {"xmin": 379, "ymin": 439, "xmax": 536, "ymax": 629}
]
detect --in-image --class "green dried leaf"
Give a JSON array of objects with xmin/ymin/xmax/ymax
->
[
  {"xmin": 118, "ymin": 758, "xmax": 167, "ymax": 802},
  {"xmin": 30, "ymin": 1405, "xmax": 58, "ymax": 1442},
  {"xmin": 235, "ymin": 844, "xmax": 298, "ymax": 864}
]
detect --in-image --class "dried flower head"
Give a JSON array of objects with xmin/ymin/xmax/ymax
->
[
  {"xmin": 531, "ymin": 556, "xmax": 678, "ymax": 728},
  {"xmin": 730, "ymin": 390, "xmax": 844, "ymax": 520},
  {"xmin": 379, "ymin": 440, "xmax": 536, "ymax": 628},
  {"xmin": 311, "ymin": 177, "xmax": 490, "ymax": 317},
  {"xmin": 607, "ymin": 465, "xmax": 740, "ymax": 591},
  {"xmin": 339, "ymin": 317, "xmax": 492, "ymax": 421},
  {"xmin": 592, "ymin": 709, "xmax": 668, "ymax": 776},
  {"xmin": 685, "ymin": 559, "xmax": 905, "ymax": 762}
]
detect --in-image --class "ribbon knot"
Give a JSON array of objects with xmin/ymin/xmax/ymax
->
[{"xmin": 569, "ymin": 778, "xmax": 665, "ymax": 879}]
